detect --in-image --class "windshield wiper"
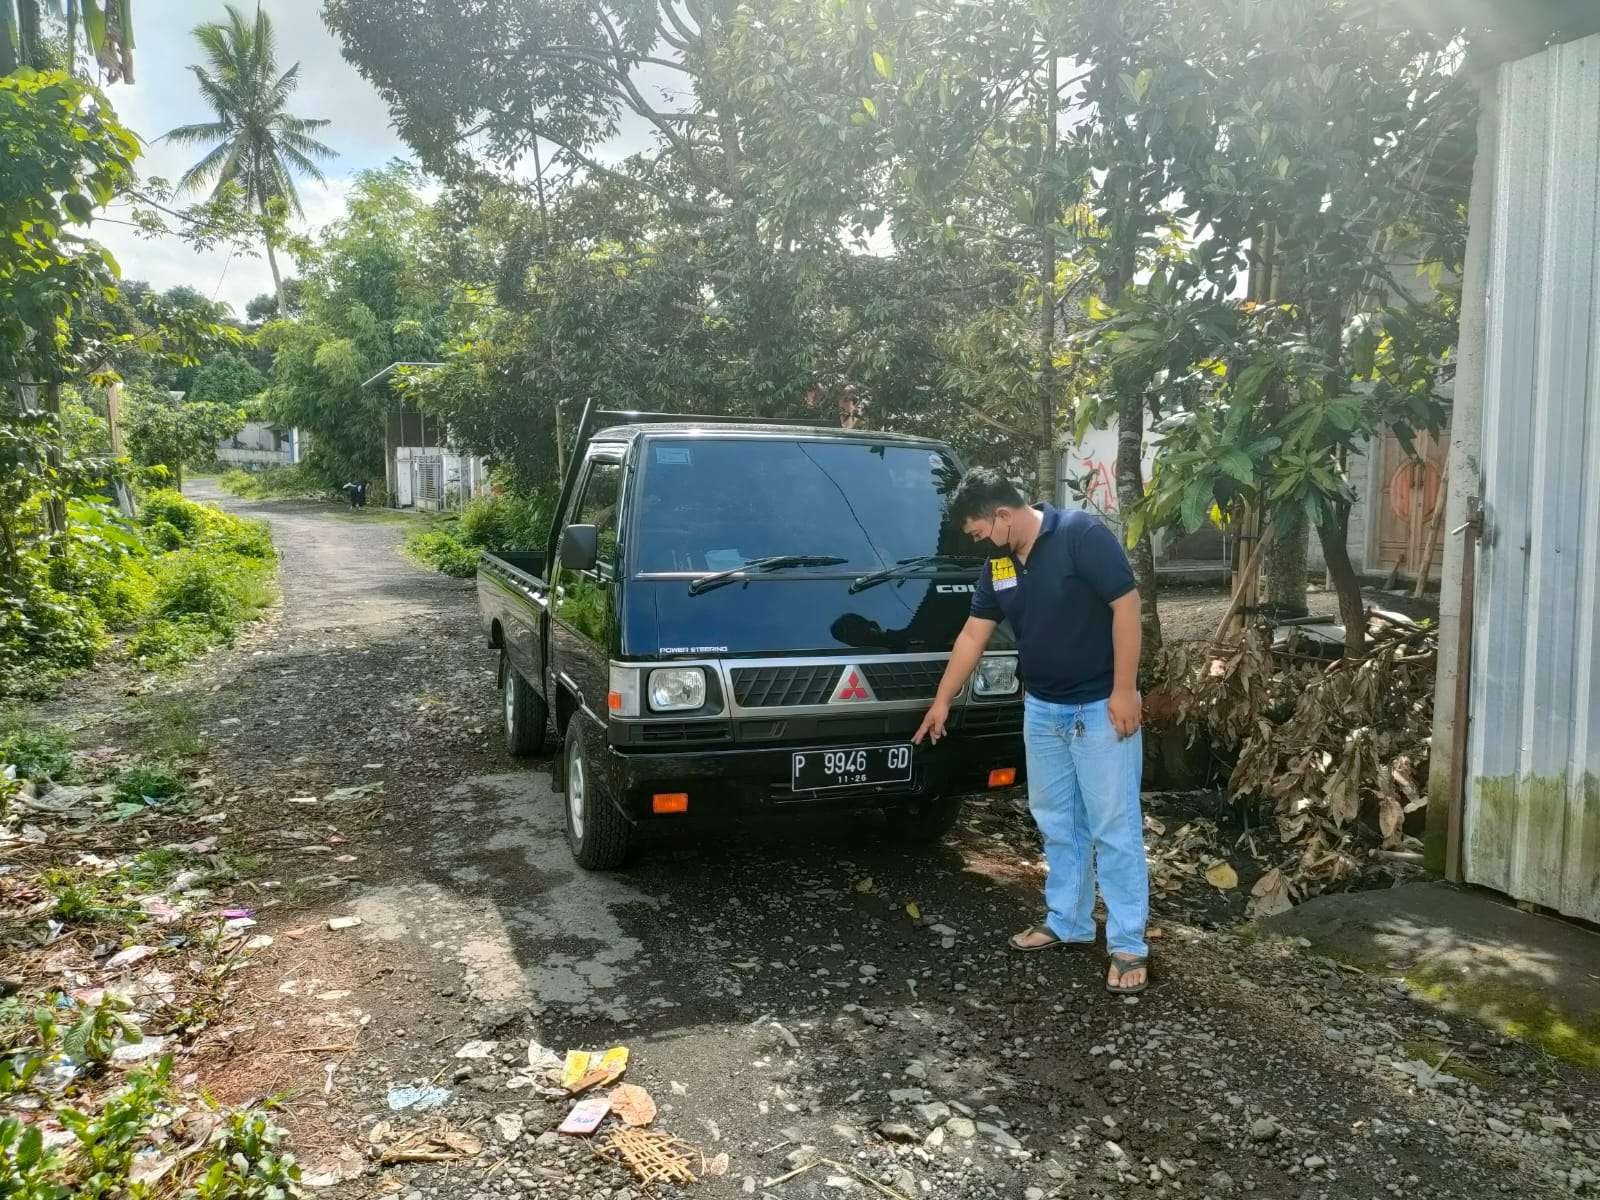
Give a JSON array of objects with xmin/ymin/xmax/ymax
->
[
  {"xmin": 687, "ymin": 554, "xmax": 848, "ymax": 596},
  {"xmin": 848, "ymin": 554, "xmax": 984, "ymax": 594}
]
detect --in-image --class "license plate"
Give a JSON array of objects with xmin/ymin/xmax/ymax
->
[{"xmin": 791, "ymin": 745, "xmax": 913, "ymax": 792}]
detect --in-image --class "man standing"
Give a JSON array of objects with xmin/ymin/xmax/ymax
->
[{"xmin": 914, "ymin": 469, "xmax": 1150, "ymax": 994}]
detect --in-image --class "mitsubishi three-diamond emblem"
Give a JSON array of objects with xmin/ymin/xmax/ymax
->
[{"xmin": 833, "ymin": 665, "xmax": 874, "ymax": 702}]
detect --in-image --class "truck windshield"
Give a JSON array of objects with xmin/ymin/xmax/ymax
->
[{"xmin": 634, "ymin": 438, "xmax": 966, "ymax": 575}]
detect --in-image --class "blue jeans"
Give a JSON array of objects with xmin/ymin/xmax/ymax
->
[{"xmin": 1023, "ymin": 694, "xmax": 1149, "ymax": 957}]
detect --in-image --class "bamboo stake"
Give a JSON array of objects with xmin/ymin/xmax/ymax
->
[
  {"xmin": 1413, "ymin": 457, "xmax": 1451, "ymax": 598},
  {"xmin": 1213, "ymin": 520, "xmax": 1277, "ymax": 645}
]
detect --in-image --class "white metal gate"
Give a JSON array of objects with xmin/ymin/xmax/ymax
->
[{"xmin": 1464, "ymin": 32, "xmax": 1600, "ymax": 922}]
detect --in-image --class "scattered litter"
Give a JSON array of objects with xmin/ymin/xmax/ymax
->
[
  {"xmin": 244, "ymin": 935, "xmax": 274, "ymax": 951},
  {"xmin": 494, "ymin": 1112, "xmax": 524, "ymax": 1142},
  {"xmin": 559, "ymin": 1096, "xmax": 611, "ymax": 1136},
  {"xmin": 21, "ymin": 825, "xmax": 48, "ymax": 844},
  {"xmin": 377, "ymin": 1124, "xmax": 481, "ymax": 1163},
  {"xmin": 324, "ymin": 784, "xmax": 383, "ymax": 804},
  {"xmin": 599, "ymin": 1127, "xmax": 699, "ymax": 1184},
  {"xmin": 386, "ymin": 1084, "xmax": 451, "ymax": 1112},
  {"xmin": 327, "ymin": 916, "xmax": 362, "ymax": 931},
  {"xmin": 764, "ymin": 1157, "xmax": 912, "ymax": 1199},
  {"xmin": 104, "ymin": 946, "xmax": 155, "ymax": 971},
  {"xmin": 456, "ymin": 1040, "xmax": 495, "ymax": 1059},
  {"xmin": 286, "ymin": 796, "xmax": 319, "ymax": 805},
  {"xmin": 111, "ymin": 1036, "xmax": 167, "ymax": 1065},
  {"xmin": 705, "ymin": 1151, "xmax": 730, "ymax": 1176},
  {"xmin": 563, "ymin": 1046, "xmax": 629, "ymax": 1094},
  {"xmin": 176, "ymin": 836, "xmax": 219, "ymax": 854},
  {"xmin": 609, "ymin": 1083, "xmax": 657, "ymax": 1127},
  {"xmin": 904, "ymin": 901, "xmax": 921, "ymax": 921},
  {"xmin": 528, "ymin": 1039, "xmax": 563, "ymax": 1072},
  {"xmin": 139, "ymin": 899, "xmax": 184, "ymax": 924},
  {"xmin": 302, "ymin": 1146, "xmax": 366, "ymax": 1188}
]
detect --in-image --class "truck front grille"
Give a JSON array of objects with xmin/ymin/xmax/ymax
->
[
  {"xmin": 731, "ymin": 665, "xmax": 840, "ymax": 707},
  {"xmin": 860, "ymin": 660, "xmax": 944, "ymax": 700}
]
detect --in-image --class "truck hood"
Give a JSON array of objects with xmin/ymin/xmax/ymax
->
[{"xmin": 623, "ymin": 576, "xmax": 1012, "ymax": 657}]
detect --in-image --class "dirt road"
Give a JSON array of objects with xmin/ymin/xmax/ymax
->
[{"xmin": 142, "ymin": 486, "xmax": 1596, "ymax": 1199}]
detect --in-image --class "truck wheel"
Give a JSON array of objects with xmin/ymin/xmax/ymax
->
[
  {"xmin": 562, "ymin": 720, "xmax": 631, "ymax": 870},
  {"xmin": 883, "ymin": 795, "xmax": 964, "ymax": 844},
  {"xmin": 501, "ymin": 652, "xmax": 547, "ymax": 757}
]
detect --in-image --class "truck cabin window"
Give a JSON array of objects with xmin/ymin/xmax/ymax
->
[
  {"xmin": 574, "ymin": 460, "xmax": 621, "ymax": 572},
  {"xmin": 634, "ymin": 439, "xmax": 963, "ymax": 574}
]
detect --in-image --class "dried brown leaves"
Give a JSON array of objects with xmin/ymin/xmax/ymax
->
[{"xmin": 1153, "ymin": 613, "xmax": 1436, "ymax": 904}]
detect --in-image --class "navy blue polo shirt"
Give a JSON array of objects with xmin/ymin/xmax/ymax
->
[{"xmin": 970, "ymin": 504, "xmax": 1136, "ymax": 704}]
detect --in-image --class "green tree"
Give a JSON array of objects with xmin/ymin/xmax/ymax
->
[
  {"xmin": 1, "ymin": 1, "xmax": 135, "ymax": 80},
  {"xmin": 261, "ymin": 164, "xmax": 452, "ymax": 490},
  {"xmin": 122, "ymin": 380, "xmax": 245, "ymax": 488},
  {"xmin": 162, "ymin": 3, "xmax": 336, "ymax": 315},
  {"xmin": 187, "ymin": 349, "xmax": 265, "ymax": 411}
]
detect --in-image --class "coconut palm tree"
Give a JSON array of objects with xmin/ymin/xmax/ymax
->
[{"xmin": 163, "ymin": 3, "xmax": 335, "ymax": 315}]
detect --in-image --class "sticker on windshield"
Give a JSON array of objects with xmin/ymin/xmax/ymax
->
[
  {"xmin": 990, "ymin": 557, "xmax": 1018, "ymax": 592},
  {"xmin": 655, "ymin": 446, "xmax": 692, "ymax": 465}
]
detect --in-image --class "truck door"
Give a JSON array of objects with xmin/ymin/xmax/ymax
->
[{"xmin": 549, "ymin": 449, "xmax": 623, "ymax": 721}]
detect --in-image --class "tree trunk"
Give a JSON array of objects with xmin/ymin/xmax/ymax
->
[
  {"xmin": 1116, "ymin": 387, "xmax": 1162, "ymax": 650},
  {"xmin": 42, "ymin": 380, "xmax": 67, "ymax": 544},
  {"xmin": 264, "ymin": 237, "xmax": 285, "ymax": 318},
  {"xmin": 0, "ymin": 1, "xmax": 18, "ymax": 75},
  {"xmin": 1263, "ymin": 505, "xmax": 1309, "ymax": 617},
  {"xmin": 1035, "ymin": 53, "xmax": 1059, "ymax": 500},
  {"xmin": 1316, "ymin": 502, "xmax": 1366, "ymax": 657}
]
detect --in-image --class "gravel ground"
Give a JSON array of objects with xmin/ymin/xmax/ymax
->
[{"xmin": 45, "ymin": 484, "xmax": 1592, "ymax": 1200}]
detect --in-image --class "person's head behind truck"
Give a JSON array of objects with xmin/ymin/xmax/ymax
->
[{"xmin": 949, "ymin": 467, "xmax": 1027, "ymax": 550}]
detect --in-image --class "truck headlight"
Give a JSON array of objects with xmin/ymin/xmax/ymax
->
[
  {"xmin": 973, "ymin": 654, "xmax": 1019, "ymax": 697},
  {"xmin": 648, "ymin": 667, "xmax": 707, "ymax": 712}
]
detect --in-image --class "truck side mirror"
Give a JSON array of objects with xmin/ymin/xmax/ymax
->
[{"xmin": 558, "ymin": 524, "xmax": 599, "ymax": 571}]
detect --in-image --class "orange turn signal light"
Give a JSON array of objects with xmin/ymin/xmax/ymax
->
[
  {"xmin": 607, "ymin": 692, "xmax": 624, "ymax": 711},
  {"xmin": 987, "ymin": 767, "xmax": 1017, "ymax": 789},
  {"xmin": 652, "ymin": 792, "xmax": 689, "ymax": 814}
]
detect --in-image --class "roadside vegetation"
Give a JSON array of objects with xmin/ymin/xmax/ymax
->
[
  {"xmin": 0, "ymin": 706, "xmax": 302, "ymax": 1198},
  {"xmin": 216, "ymin": 465, "xmax": 327, "ymax": 501},
  {"xmin": 1, "ymin": 489, "xmax": 276, "ymax": 698},
  {"xmin": 404, "ymin": 490, "xmax": 547, "ymax": 578}
]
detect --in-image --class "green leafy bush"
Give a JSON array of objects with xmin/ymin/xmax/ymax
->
[
  {"xmin": 458, "ymin": 491, "xmax": 546, "ymax": 553},
  {"xmin": 219, "ymin": 464, "xmax": 325, "ymax": 500},
  {"xmin": 408, "ymin": 491, "xmax": 547, "ymax": 578},
  {"xmin": 0, "ymin": 565, "xmax": 108, "ymax": 696},
  {"xmin": 408, "ymin": 527, "xmax": 481, "ymax": 577},
  {"xmin": 113, "ymin": 762, "xmax": 186, "ymax": 809},
  {"xmin": 0, "ymin": 718, "xmax": 74, "ymax": 782}
]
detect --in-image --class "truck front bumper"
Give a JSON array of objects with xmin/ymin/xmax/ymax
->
[{"xmin": 591, "ymin": 721, "xmax": 1024, "ymax": 827}]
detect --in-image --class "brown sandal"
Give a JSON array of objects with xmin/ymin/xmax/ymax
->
[
  {"xmin": 1008, "ymin": 925, "xmax": 1094, "ymax": 953},
  {"xmin": 1106, "ymin": 953, "xmax": 1150, "ymax": 995}
]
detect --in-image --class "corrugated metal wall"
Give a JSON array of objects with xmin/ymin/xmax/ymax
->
[{"xmin": 1464, "ymin": 32, "xmax": 1600, "ymax": 921}]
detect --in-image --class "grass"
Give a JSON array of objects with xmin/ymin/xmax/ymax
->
[
  {"xmin": 405, "ymin": 490, "xmax": 549, "ymax": 577},
  {"xmin": 133, "ymin": 697, "xmax": 210, "ymax": 759},
  {"xmin": 0, "ymin": 713, "xmax": 75, "ymax": 782},
  {"xmin": 217, "ymin": 464, "xmax": 326, "ymax": 500}
]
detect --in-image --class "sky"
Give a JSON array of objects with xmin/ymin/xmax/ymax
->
[{"xmin": 93, "ymin": 0, "xmax": 663, "ymax": 315}]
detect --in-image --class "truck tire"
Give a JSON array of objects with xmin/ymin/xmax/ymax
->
[
  {"xmin": 501, "ymin": 652, "xmax": 547, "ymax": 757},
  {"xmin": 883, "ymin": 794, "xmax": 964, "ymax": 844},
  {"xmin": 562, "ymin": 720, "xmax": 631, "ymax": 870}
]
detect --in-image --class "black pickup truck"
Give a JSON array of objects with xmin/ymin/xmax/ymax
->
[{"xmin": 477, "ymin": 407, "xmax": 1025, "ymax": 868}]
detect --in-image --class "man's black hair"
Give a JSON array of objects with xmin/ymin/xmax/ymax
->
[{"xmin": 949, "ymin": 468, "xmax": 1026, "ymax": 525}]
